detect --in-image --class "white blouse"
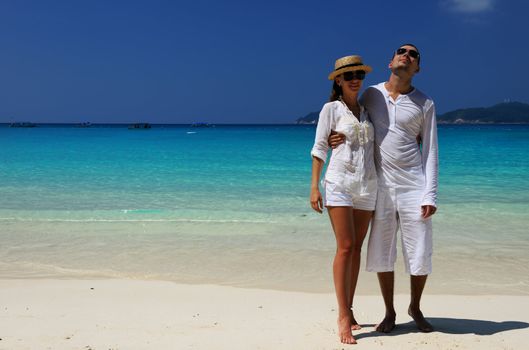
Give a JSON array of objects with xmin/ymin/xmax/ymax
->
[{"xmin": 311, "ymin": 100, "xmax": 377, "ymax": 197}]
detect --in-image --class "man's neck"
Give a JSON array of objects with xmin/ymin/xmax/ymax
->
[{"xmin": 385, "ymin": 72, "xmax": 414, "ymax": 97}]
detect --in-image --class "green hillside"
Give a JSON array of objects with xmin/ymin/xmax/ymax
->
[{"xmin": 437, "ymin": 102, "xmax": 529, "ymax": 124}]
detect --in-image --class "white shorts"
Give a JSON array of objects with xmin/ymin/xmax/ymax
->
[
  {"xmin": 324, "ymin": 181, "xmax": 376, "ymax": 211},
  {"xmin": 366, "ymin": 187, "xmax": 433, "ymax": 275}
]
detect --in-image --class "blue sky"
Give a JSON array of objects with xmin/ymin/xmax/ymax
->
[{"xmin": 0, "ymin": 0, "xmax": 527, "ymax": 124}]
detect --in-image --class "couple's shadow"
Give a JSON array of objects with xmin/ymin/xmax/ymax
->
[{"xmin": 355, "ymin": 318, "xmax": 529, "ymax": 339}]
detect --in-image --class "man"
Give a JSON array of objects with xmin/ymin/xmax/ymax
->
[{"xmin": 329, "ymin": 44, "xmax": 438, "ymax": 333}]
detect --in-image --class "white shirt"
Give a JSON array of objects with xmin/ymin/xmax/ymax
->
[
  {"xmin": 311, "ymin": 100, "xmax": 377, "ymax": 197},
  {"xmin": 360, "ymin": 82, "xmax": 439, "ymax": 207}
]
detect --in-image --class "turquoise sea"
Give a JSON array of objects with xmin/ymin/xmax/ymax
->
[{"xmin": 1, "ymin": 124, "xmax": 528, "ymax": 294}]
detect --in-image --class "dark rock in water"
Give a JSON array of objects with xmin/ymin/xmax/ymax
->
[
  {"xmin": 128, "ymin": 123, "xmax": 151, "ymax": 129},
  {"xmin": 10, "ymin": 122, "xmax": 36, "ymax": 127}
]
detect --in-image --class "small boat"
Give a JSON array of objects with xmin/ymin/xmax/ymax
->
[
  {"xmin": 76, "ymin": 122, "xmax": 92, "ymax": 128},
  {"xmin": 190, "ymin": 122, "xmax": 213, "ymax": 128},
  {"xmin": 128, "ymin": 123, "xmax": 151, "ymax": 129},
  {"xmin": 10, "ymin": 122, "xmax": 36, "ymax": 128}
]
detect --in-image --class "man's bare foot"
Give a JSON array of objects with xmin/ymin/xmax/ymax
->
[
  {"xmin": 408, "ymin": 306, "xmax": 433, "ymax": 332},
  {"xmin": 375, "ymin": 312, "xmax": 396, "ymax": 333},
  {"xmin": 337, "ymin": 315, "xmax": 357, "ymax": 344},
  {"xmin": 350, "ymin": 309, "xmax": 361, "ymax": 330}
]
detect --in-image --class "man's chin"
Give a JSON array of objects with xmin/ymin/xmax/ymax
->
[{"xmin": 392, "ymin": 66, "xmax": 414, "ymax": 75}]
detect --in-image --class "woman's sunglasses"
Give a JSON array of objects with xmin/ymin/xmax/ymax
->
[
  {"xmin": 396, "ymin": 47, "xmax": 420, "ymax": 59},
  {"xmin": 343, "ymin": 71, "xmax": 366, "ymax": 81}
]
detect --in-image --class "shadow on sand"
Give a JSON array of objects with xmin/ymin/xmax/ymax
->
[{"xmin": 355, "ymin": 318, "xmax": 529, "ymax": 339}]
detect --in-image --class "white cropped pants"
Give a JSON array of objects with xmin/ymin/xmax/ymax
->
[{"xmin": 366, "ymin": 187, "xmax": 433, "ymax": 275}]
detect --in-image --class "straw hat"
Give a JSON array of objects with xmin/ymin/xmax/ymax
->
[{"xmin": 328, "ymin": 55, "xmax": 372, "ymax": 80}]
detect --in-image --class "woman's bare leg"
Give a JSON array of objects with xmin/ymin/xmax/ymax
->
[
  {"xmin": 348, "ymin": 209, "xmax": 373, "ymax": 330},
  {"xmin": 327, "ymin": 206, "xmax": 356, "ymax": 344}
]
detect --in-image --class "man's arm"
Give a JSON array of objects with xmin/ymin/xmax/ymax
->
[
  {"xmin": 328, "ymin": 130, "xmax": 345, "ymax": 148},
  {"xmin": 420, "ymin": 102, "xmax": 439, "ymax": 218}
]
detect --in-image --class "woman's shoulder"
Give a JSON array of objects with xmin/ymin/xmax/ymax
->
[
  {"xmin": 316, "ymin": 101, "xmax": 342, "ymax": 126},
  {"xmin": 320, "ymin": 100, "xmax": 341, "ymax": 115}
]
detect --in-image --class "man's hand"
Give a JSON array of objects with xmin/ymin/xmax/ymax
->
[
  {"xmin": 421, "ymin": 205, "xmax": 437, "ymax": 219},
  {"xmin": 328, "ymin": 130, "xmax": 346, "ymax": 149}
]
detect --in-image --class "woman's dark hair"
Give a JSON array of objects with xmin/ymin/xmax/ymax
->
[{"xmin": 329, "ymin": 81, "xmax": 342, "ymax": 102}]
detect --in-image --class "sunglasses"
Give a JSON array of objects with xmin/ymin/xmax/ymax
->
[
  {"xmin": 342, "ymin": 71, "xmax": 366, "ymax": 81},
  {"xmin": 396, "ymin": 47, "xmax": 420, "ymax": 59}
]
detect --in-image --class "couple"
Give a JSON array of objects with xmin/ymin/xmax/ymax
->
[{"xmin": 310, "ymin": 44, "xmax": 438, "ymax": 344}]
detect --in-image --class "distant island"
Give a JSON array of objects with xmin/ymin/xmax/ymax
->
[
  {"xmin": 436, "ymin": 102, "xmax": 529, "ymax": 124},
  {"xmin": 296, "ymin": 101, "xmax": 529, "ymax": 124}
]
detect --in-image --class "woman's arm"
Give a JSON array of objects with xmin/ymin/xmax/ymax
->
[
  {"xmin": 310, "ymin": 156, "xmax": 324, "ymax": 213},
  {"xmin": 310, "ymin": 103, "xmax": 333, "ymax": 213},
  {"xmin": 311, "ymin": 104, "xmax": 333, "ymax": 162}
]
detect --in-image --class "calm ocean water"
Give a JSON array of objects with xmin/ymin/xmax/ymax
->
[{"xmin": 1, "ymin": 124, "xmax": 528, "ymax": 294}]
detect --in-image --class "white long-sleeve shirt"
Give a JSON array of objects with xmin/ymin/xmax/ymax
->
[
  {"xmin": 311, "ymin": 100, "xmax": 377, "ymax": 197},
  {"xmin": 360, "ymin": 82, "xmax": 439, "ymax": 207}
]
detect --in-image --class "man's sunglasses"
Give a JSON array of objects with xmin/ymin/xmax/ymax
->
[
  {"xmin": 396, "ymin": 47, "xmax": 420, "ymax": 59},
  {"xmin": 342, "ymin": 71, "xmax": 366, "ymax": 81}
]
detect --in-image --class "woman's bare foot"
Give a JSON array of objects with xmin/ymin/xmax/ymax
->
[
  {"xmin": 338, "ymin": 314, "xmax": 357, "ymax": 344},
  {"xmin": 375, "ymin": 311, "xmax": 396, "ymax": 333},
  {"xmin": 350, "ymin": 309, "xmax": 361, "ymax": 330},
  {"xmin": 408, "ymin": 306, "xmax": 433, "ymax": 332}
]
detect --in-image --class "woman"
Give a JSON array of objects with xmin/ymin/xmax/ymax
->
[{"xmin": 310, "ymin": 55, "xmax": 377, "ymax": 344}]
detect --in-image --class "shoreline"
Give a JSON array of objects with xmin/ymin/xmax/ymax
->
[
  {"xmin": 2, "ymin": 217, "xmax": 529, "ymax": 296},
  {"xmin": 2, "ymin": 215, "xmax": 529, "ymax": 296},
  {"xmin": 1, "ymin": 278, "xmax": 528, "ymax": 349}
]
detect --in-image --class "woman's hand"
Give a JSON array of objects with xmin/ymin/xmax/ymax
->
[{"xmin": 310, "ymin": 188, "xmax": 324, "ymax": 213}]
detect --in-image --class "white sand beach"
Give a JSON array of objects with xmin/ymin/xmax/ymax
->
[{"xmin": 1, "ymin": 279, "xmax": 528, "ymax": 350}]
